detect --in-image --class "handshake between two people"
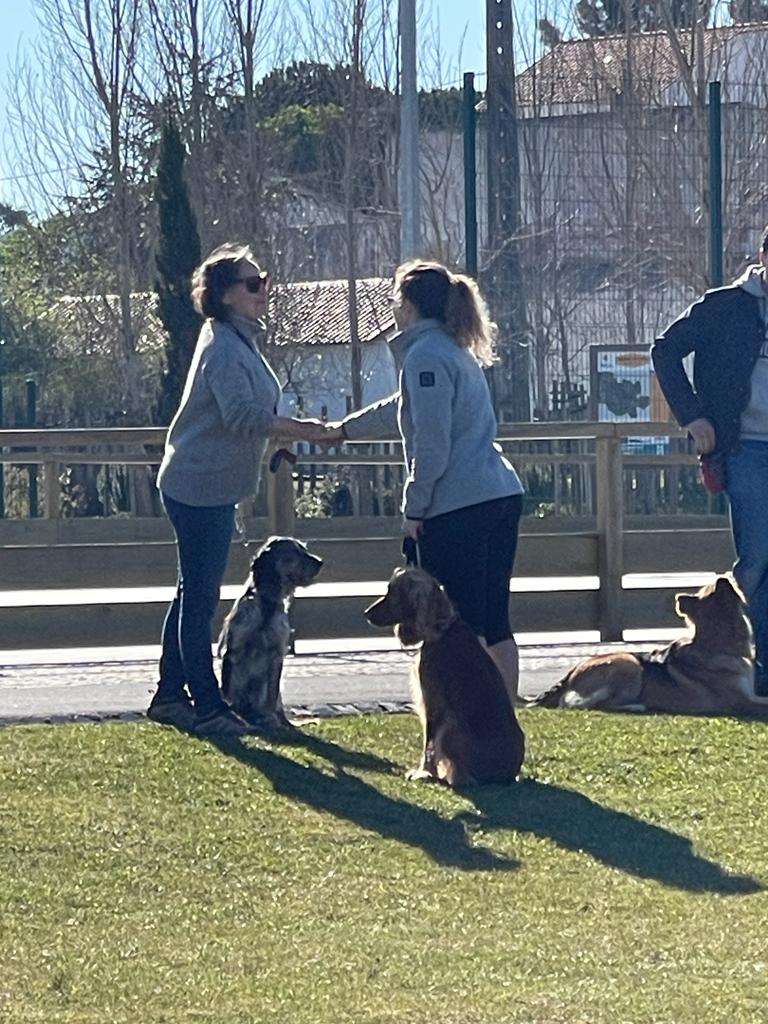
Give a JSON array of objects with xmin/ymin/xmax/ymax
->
[{"xmin": 269, "ymin": 416, "xmax": 345, "ymax": 447}]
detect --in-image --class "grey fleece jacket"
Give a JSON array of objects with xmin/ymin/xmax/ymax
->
[
  {"xmin": 157, "ymin": 315, "xmax": 281, "ymax": 507},
  {"xmin": 737, "ymin": 265, "xmax": 768, "ymax": 441},
  {"xmin": 342, "ymin": 318, "xmax": 522, "ymax": 519}
]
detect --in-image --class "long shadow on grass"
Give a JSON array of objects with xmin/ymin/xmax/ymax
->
[
  {"xmin": 459, "ymin": 779, "xmax": 761, "ymax": 894},
  {"xmin": 272, "ymin": 728, "xmax": 400, "ymax": 776},
  {"xmin": 215, "ymin": 737, "xmax": 519, "ymax": 871}
]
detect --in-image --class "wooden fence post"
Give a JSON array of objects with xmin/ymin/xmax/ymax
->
[
  {"xmin": 596, "ymin": 432, "xmax": 624, "ymax": 642},
  {"xmin": 267, "ymin": 458, "xmax": 296, "ymax": 536},
  {"xmin": 43, "ymin": 461, "xmax": 61, "ymax": 519}
]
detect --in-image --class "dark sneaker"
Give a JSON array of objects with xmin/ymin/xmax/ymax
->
[
  {"xmin": 193, "ymin": 708, "xmax": 253, "ymax": 740},
  {"xmin": 146, "ymin": 694, "xmax": 197, "ymax": 732}
]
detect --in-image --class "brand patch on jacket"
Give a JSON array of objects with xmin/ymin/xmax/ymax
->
[{"xmin": 419, "ymin": 371, "xmax": 435, "ymax": 387}]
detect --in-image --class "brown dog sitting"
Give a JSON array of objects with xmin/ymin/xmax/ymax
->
[
  {"xmin": 365, "ymin": 567, "xmax": 525, "ymax": 787},
  {"xmin": 530, "ymin": 575, "xmax": 768, "ymax": 715}
]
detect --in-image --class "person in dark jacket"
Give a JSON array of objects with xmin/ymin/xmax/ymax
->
[{"xmin": 652, "ymin": 226, "xmax": 768, "ymax": 695}]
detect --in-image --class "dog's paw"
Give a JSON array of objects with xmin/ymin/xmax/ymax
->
[
  {"xmin": 245, "ymin": 713, "xmax": 300, "ymax": 737},
  {"xmin": 405, "ymin": 767, "xmax": 438, "ymax": 782}
]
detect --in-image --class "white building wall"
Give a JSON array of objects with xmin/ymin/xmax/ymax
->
[{"xmin": 277, "ymin": 338, "xmax": 398, "ymax": 421}]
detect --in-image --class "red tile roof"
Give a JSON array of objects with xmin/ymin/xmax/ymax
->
[
  {"xmin": 517, "ymin": 23, "xmax": 766, "ymax": 108},
  {"xmin": 48, "ymin": 278, "xmax": 396, "ymax": 352},
  {"xmin": 269, "ymin": 277, "xmax": 395, "ymax": 346}
]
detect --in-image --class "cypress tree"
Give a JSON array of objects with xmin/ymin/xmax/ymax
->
[{"xmin": 154, "ymin": 117, "xmax": 202, "ymax": 425}]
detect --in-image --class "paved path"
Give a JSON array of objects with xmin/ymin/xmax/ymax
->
[{"xmin": 0, "ymin": 642, "xmax": 658, "ymax": 725}]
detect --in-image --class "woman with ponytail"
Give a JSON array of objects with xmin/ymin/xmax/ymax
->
[{"xmin": 331, "ymin": 260, "xmax": 524, "ymax": 699}]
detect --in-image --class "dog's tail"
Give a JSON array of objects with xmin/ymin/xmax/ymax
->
[{"xmin": 524, "ymin": 667, "xmax": 577, "ymax": 708}]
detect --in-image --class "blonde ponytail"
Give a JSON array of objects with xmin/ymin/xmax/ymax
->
[
  {"xmin": 395, "ymin": 260, "xmax": 498, "ymax": 367},
  {"xmin": 444, "ymin": 273, "xmax": 498, "ymax": 367}
]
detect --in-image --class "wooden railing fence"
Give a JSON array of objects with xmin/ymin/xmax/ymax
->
[{"xmin": 1, "ymin": 422, "xmax": 728, "ymax": 649}]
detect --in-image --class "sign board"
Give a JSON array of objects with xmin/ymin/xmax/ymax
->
[{"xmin": 589, "ymin": 345, "xmax": 673, "ymax": 452}]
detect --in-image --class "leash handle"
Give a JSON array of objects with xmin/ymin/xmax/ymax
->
[{"xmin": 403, "ymin": 535, "xmax": 421, "ymax": 568}]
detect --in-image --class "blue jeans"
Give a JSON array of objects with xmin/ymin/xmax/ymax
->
[
  {"xmin": 726, "ymin": 441, "xmax": 768, "ymax": 689},
  {"xmin": 158, "ymin": 493, "xmax": 235, "ymax": 717}
]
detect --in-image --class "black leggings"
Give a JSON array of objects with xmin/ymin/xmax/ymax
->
[{"xmin": 407, "ymin": 494, "xmax": 523, "ymax": 645}]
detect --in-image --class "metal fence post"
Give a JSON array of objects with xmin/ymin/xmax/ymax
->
[
  {"xmin": 596, "ymin": 432, "xmax": 624, "ymax": 641},
  {"xmin": 463, "ymin": 71, "xmax": 478, "ymax": 277},
  {"xmin": 708, "ymin": 80, "xmax": 724, "ymax": 288},
  {"xmin": 43, "ymin": 462, "xmax": 61, "ymax": 519},
  {"xmin": 0, "ymin": 372, "xmax": 4, "ymax": 519},
  {"xmin": 26, "ymin": 379, "xmax": 38, "ymax": 518}
]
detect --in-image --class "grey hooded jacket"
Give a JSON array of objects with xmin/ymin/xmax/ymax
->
[
  {"xmin": 342, "ymin": 319, "xmax": 522, "ymax": 519},
  {"xmin": 737, "ymin": 265, "xmax": 768, "ymax": 441}
]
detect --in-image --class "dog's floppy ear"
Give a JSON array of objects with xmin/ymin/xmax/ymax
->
[
  {"xmin": 412, "ymin": 574, "xmax": 455, "ymax": 641},
  {"xmin": 251, "ymin": 540, "xmax": 280, "ymax": 591},
  {"xmin": 720, "ymin": 573, "xmax": 747, "ymax": 604},
  {"xmin": 714, "ymin": 575, "xmax": 740, "ymax": 601}
]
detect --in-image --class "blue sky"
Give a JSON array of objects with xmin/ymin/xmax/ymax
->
[
  {"xmin": 0, "ymin": 4, "xmax": 38, "ymax": 73},
  {"xmin": 0, "ymin": 2, "xmax": 488, "ymax": 81},
  {"xmin": 0, "ymin": 2, "xmax": 492, "ymax": 205}
]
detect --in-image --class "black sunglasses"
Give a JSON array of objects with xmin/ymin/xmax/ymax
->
[{"xmin": 237, "ymin": 273, "xmax": 268, "ymax": 294}]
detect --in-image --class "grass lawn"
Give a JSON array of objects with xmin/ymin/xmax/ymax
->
[{"xmin": 1, "ymin": 709, "xmax": 766, "ymax": 1024}]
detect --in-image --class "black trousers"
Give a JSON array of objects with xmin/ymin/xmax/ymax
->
[{"xmin": 405, "ymin": 494, "xmax": 523, "ymax": 645}]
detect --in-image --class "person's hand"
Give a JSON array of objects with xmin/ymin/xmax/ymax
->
[
  {"xmin": 299, "ymin": 421, "xmax": 344, "ymax": 448},
  {"xmin": 402, "ymin": 517, "xmax": 423, "ymax": 541},
  {"xmin": 271, "ymin": 416, "xmax": 324, "ymax": 443},
  {"xmin": 296, "ymin": 418, "xmax": 329, "ymax": 444},
  {"xmin": 322, "ymin": 422, "xmax": 345, "ymax": 443},
  {"xmin": 685, "ymin": 417, "xmax": 716, "ymax": 455}
]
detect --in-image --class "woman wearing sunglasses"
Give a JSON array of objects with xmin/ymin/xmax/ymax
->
[{"xmin": 150, "ymin": 242, "xmax": 326, "ymax": 739}]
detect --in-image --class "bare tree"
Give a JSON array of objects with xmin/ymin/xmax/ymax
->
[
  {"xmin": 8, "ymin": 0, "xmax": 150, "ymax": 421},
  {"xmin": 6, "ymin": 0, "xmax": 163, "ymax": 512},
  {"xmin": 294, "ymin": 0, "xmax": 391, "ymax": 409},
  {"xmin": 144, "ymin": 0, "xmax": 224, "ymax": 208},
  {"xmin": 343, "ymin": 0, "xmax": 368, "ymax": 409},
  {"xmin": 219, "ymin": 0, "xmax": 283, "ymax": 247},
  {"xmin": 511, "ymin": 9, "xmax": 768, "ymax": 418}
]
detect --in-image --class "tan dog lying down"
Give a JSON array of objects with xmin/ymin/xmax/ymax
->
[{"xmin": 531, "ymin": 575, "xmax": 768, "ymax": 715}]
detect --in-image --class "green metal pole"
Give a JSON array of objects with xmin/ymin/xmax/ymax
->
[
  {"xmin": 463, "ymin": 71, "xmax": 478, "ymax": 277},
  {"xmin": 26, "ymin": 378, "xmax": 38, "ymax": 518},
  {"xmin": 708, "ymin": 80, "xmax": 723, "ymax": 288},
  {"xmin": 0, "ymin": 366, "xmax": 4, "ymax": 519}
]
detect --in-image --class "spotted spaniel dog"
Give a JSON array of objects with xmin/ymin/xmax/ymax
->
[{"xmin": 219, "ymin": 536, "xmax": 323, "ymax": 731}]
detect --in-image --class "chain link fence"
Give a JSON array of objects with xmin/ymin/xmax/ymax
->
[{"xmin": 470, "ymin": 71, "xmax": 768, "ymax": 425}]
